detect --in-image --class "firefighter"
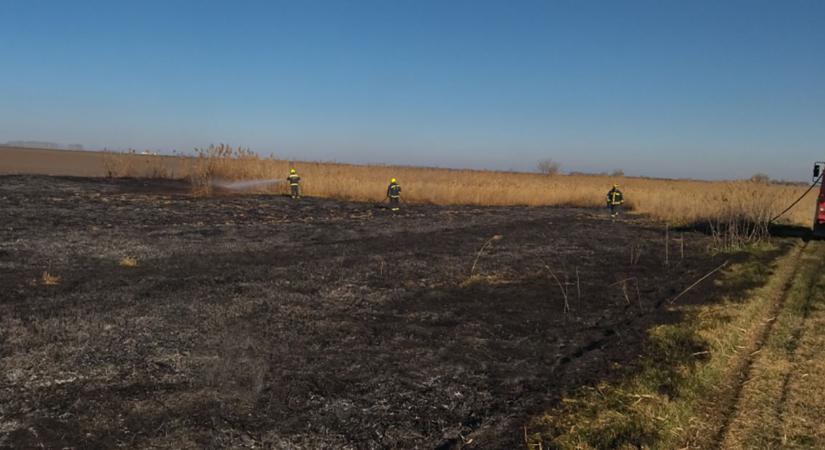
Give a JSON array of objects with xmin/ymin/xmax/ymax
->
[
  {"xmin": 606, "ymin": 184, "xmax": 624, "ymax": 218},
  {"xmin": 287, "ymin": 168, "xmax": 301, "ymax": 199},
  {"xmin": 387, "ymin": 178, "xmax": 401, "ymax": 211}
]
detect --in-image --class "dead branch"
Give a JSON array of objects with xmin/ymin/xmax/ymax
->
[{"xmin": 669, "ymin": 260, "xmax": 729, "ymax": 304}]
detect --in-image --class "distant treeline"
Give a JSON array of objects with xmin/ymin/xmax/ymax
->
[{"xmin": 2, "ymin": 141, "xmax": 84, "ymax": 150}]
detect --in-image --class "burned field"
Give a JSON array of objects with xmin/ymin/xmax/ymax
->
[{"xmin": 0, "ymin": 175, "xmax": 725, "ymax": 449}]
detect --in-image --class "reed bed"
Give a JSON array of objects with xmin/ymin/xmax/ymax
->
[{"xmin": 102, "ymin": 145, "xmax": 817, "ymax": 228}]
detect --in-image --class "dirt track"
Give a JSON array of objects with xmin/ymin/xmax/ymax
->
[
  {"xmin": 717, "ymin": 241, "xmax": 825, "ymax": 448},
  {"xmin": 0, "ymin": 175, "xmax": 725, "ymax": 449}
]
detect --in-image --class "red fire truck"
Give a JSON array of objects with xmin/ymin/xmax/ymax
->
[{"xmin": 814, "ymin": 162, "xmax": 825, "ymax": 237}]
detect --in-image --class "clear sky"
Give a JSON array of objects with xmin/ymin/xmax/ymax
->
[{"xmin": 1, "ymin": 0, "xmax": 824, "ymax": 180}]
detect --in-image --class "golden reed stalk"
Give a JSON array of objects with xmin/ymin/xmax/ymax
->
[{"xmin": 102, "ymin": 145, "xmax": 817, "ymax": 227}]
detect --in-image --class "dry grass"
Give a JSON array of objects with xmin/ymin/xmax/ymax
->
[
  {"xmin": 100, "ymin": 146, "xmax": 818, "ymax": 227},
  {"xmin": 470, "ymin": 234, "xmax": 504, "ymax": 276},
  {"xmin": 40, "ymin": 271, "xmax": 60, "ymax": 286},
  {"xmin": 779, "ymin": 269, "xmax": 825, "ymax": 447},
  {"xmin": 720, "ymin": 247, "xmax": 825, "ymax": 449},
  {"xmin": 186, "ymin": 145, "xmax": 273, "ymax": 196},
  {"xmin": 119, "ymin": 256, "xmax": 139, "ymax": 268},
  {"xmin": 704, "ymin": 183, "xmax": 778, "ymax": 251},
  {"xmin": 103, "ymin": 150, "xmax": 177, "ymax": 179}
]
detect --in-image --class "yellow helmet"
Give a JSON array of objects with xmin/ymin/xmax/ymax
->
[
  {"xmin": 390, "ymin": 178, "xmax": 397, "ymax": 183},
  {"xmin": 290, "ymin": 168, "xmax": 296, "ymax": 174},
  {"xmin": 613, "ymin": 184, "xmax": 619, "ymax": 188}
]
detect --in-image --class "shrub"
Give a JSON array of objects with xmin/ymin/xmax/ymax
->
[{"xmin": 537, "ymin": 158, "xmax": 562, "ymax": 175}]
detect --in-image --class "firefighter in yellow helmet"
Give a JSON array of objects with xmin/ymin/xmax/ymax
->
[
  {"xmin": 287, "ymin": 168, "xmax": 301, "ymax": 199},
  {"xmin": 387, "ymin": 178, "xmax": 401, "ymax": 211},
  {"xmin": 606, "ymin": 184, "xmax": 624, "ymax": 218}
]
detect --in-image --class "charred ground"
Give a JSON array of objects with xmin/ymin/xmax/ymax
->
[{"xmin": 1, "ymin": 175, "xmax": 728, "ymax": 449}]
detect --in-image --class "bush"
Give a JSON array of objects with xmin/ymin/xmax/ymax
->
[
  {"xmin": 749, "ymin": 173, "xmax": 771, "ymax": 184},
  {"xmin": 537, "ymin": 158, "xmax": 561, "ymax": 175}
]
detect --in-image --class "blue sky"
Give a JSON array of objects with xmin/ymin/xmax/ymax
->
[{"xmin": 1, "ymin": 0, "xmax": 824, "ymax": 180}]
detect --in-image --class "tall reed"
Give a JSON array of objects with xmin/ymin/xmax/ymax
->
[{"xmin": 101, "ymin": 147, "xmax": 817, "ymax": 227}]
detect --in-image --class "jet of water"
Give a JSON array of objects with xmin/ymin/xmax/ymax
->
[{"xmin": 211, "ymin": 178, "xmax": 285, "ymax": 190}]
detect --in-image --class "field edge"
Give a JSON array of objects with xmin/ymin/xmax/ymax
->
[{"xmin": 524, "ymin": 239, "xmax": 815, "ymax": 449}]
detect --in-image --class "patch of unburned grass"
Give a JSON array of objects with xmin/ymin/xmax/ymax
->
[
  {"xmin": 119, "ymin": 256, "xmax": 139, "ymax": 268},
  {"xmin": 40, "ymin": 271, "xmax": 60, "ymax": 285},
  {"xmin": 780, "ymin": 268, "xmax": 825, "ymax": 447},
  {"xmin": 722, "ymin": 242, "xmax": 825, "ymax": 449},
  {"xmin": 526, "ymin": 241, "xmax": 803, "ymax": 449}
]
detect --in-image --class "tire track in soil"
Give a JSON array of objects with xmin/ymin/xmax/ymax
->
[
  {"xmin": 772, "ymin": 251, "xmax": 822, "ymax": 438},
  {"xmin": 714, "ymin": 241, "xmax": 811, "ymax": 447}
]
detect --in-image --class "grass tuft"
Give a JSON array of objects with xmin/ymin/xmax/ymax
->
[
  {"xmin": 119, "ymin": 256, "xmax": 139, "ymax": 268},
  {"xmin": 41, "ymin": 271, "xmax": 60, "ymax": 285}
]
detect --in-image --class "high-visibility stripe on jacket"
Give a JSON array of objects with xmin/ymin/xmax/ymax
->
[
  {"xmin": 387, "ymin": 183, "xmax": 401, "ymax": 198},
  {"xmin": 607, "ymin": 188, "xmax": 623, "ymax": 205},
  {"xmin": 288, "ymin": 174, "xmax": 300, "ymax": 186}
]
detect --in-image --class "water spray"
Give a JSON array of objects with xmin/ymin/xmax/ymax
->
[{"xmin": 211, "ymin": 178, "xmax": 285, "ymax": 191}]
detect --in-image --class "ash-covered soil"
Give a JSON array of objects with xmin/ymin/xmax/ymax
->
[{"xmin": 0, "ymin": 175, "xmax": 725, "ymax": 449}]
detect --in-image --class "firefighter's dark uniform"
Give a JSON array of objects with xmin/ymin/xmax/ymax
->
[
  {"xmin": 387, "ymin": 181, "xmax": 401, "ymax": 211},
  {"xmin": 287, "ymin": 172, "xmax": 300, "ymax": 198},
  {"xmin": 607, "ymin": 186, "xmax": 624, "ymax": 217}
]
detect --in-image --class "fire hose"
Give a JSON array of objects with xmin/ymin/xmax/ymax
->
[{"xmin": 769, "ymin": 171, "xmax": 823, "ymax": 224}]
